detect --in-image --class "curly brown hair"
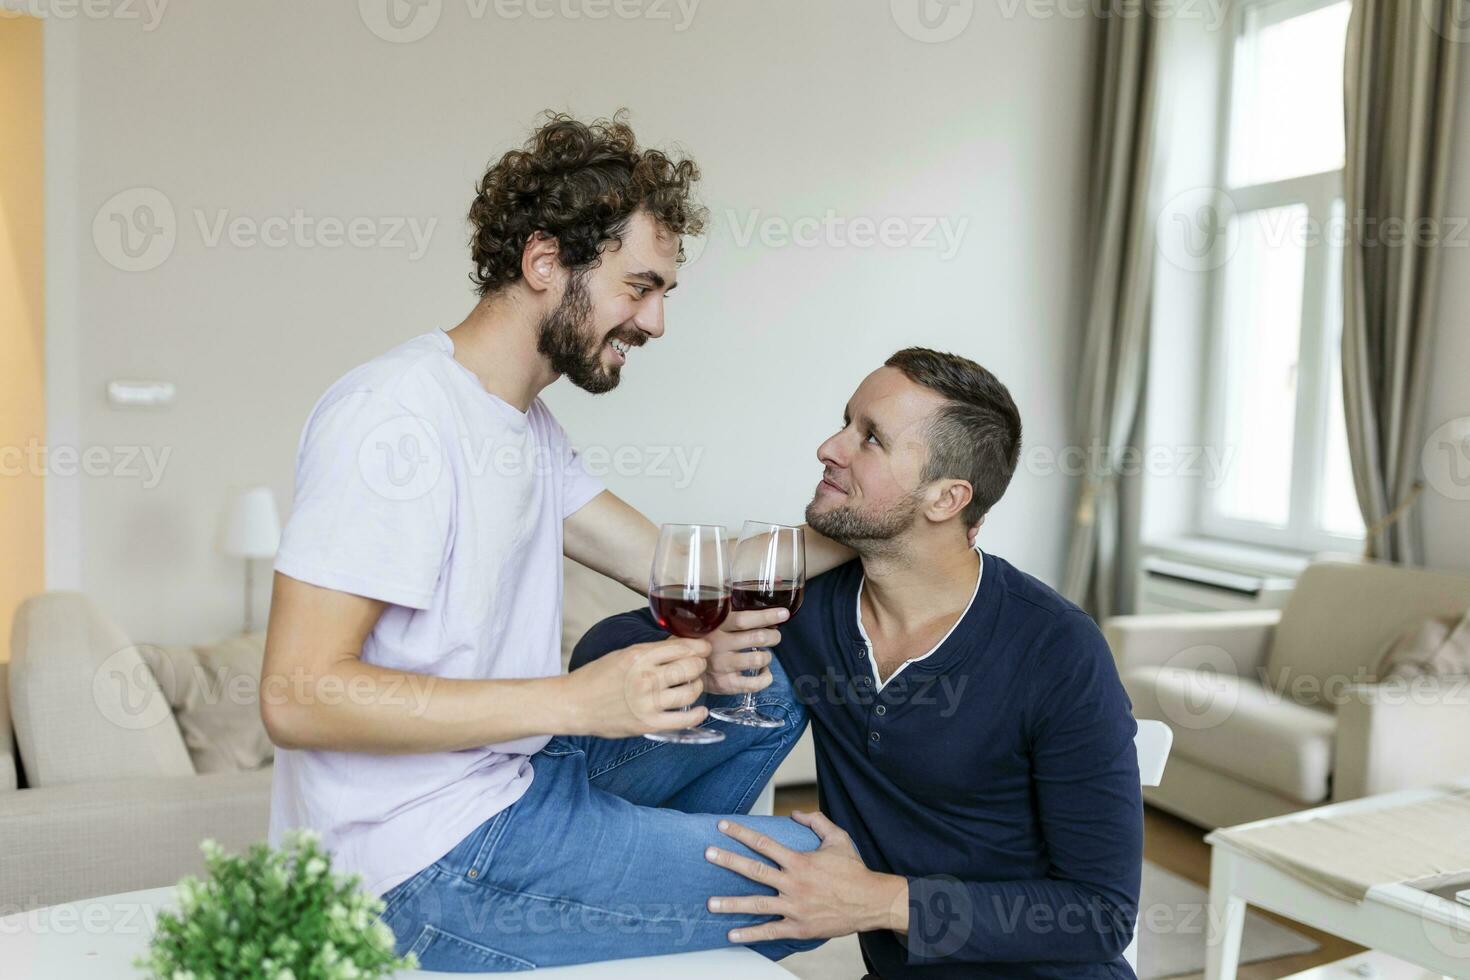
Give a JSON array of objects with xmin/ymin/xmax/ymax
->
[{"xmin": 467, "ymin": 110, "xmax": 707, "ymax": 297}]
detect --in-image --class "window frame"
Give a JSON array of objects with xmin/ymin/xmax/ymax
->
[{"xmin": 1196, "ymin": 0, "xmax": 1364, "ymax": 555}]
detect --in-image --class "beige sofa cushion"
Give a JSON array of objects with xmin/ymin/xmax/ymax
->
[
  {"xmin": 561, "ymin": 558, "xmax": 643, "ymax": 669},
  {"xmin": 9, "ymin": 592, "xmax": 193, "ymax": 787},
  {"xmin": 139, "ymin": 632, "xmax": 274, "ymax": 774},
  {"xmin": 0, "ymin": 662, "xmax": 16, "ymax": 792},
  {"xmin": 1126, "ymin": 666, "xmax": 1336, "ymax": 805},
  {"xmin": 1377, "ymin": 609, "xmax": 1470, "ymax": 680},
  {"xmin": 0, "ymin": 768, "xmax": 272, "ymax": 911},
  {"xmin": 1266, "ymin": 561, "xmax": 1470, "ymax": 708}
]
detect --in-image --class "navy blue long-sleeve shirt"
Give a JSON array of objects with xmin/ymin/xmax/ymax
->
[{"xmin": 571, "ymin": 550, "xmax": 1142, "ymax": 979}]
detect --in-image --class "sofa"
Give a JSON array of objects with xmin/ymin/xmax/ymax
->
[
  {"xmin": 0, "ymin": 592, "xmax": 274, "ymax": 913},
  {"xmin": 1106, "ymin": 559, "xmax": 1470, "ymax": 830},
  {"xmin": 0, "ymin": 559, "xmax": 817, "ymax": 912}
]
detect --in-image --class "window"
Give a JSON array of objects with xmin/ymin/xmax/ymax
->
[{"xmin": 1200, "ymin": 0, "xmax": 1363, "ymax": 552}]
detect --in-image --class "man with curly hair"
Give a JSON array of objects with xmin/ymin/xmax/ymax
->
[{"xmin": 261, "ymin": 111, "xmax": 848, "ymax": 970}]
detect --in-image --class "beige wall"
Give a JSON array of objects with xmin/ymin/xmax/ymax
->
[
  {"xmin": 0, "ymin": 13, "xmax": 45, "ymax": 663},
  {"xmin": 41, "ymin": 2, "xmax": 1095, "ymax": 645}
]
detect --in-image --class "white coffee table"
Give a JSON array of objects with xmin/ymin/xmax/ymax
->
[
  {"xmin": 0, "ymin": 886, "xmax": 797, "ymax": 978},
  {"xmin": 1204, "ymin": 785, "xmax": 1470, "ymax": 980}
]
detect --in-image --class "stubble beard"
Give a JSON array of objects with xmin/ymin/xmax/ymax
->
[{"xmin": 804, "ymin": 487, "xmax": 924, "ymax": 558}]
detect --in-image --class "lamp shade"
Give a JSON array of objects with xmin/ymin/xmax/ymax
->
[{"xmin": 219, "ymin": 486, "xmax": 281, "ymax": 559}]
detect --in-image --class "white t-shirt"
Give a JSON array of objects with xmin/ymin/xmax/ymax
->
[{"xmin": 268, "ymin": 329, "xmax": 604, "ymax": 897}]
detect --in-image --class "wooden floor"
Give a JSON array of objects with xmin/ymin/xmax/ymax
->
[{"xmin": 773, "ymin": 787, "xmax": 1362, "ymax": 978}]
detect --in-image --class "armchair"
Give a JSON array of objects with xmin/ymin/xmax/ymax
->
[{"xmin": 1105, "ymin": 560, "xmax": 1470, "ymax": 829}]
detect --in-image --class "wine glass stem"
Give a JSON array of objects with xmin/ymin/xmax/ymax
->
[{"xmin": 741, "ymin": 647, "xmax": 762, "ymax": 710}]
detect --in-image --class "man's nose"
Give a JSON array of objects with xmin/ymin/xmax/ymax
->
[
  {"xmin": 817, "ymin": 432, "xmax": 847, "ymax": 468},
  {"xmin": 633, "ymin": 297, "xmax": 664, "ymax": 339}
]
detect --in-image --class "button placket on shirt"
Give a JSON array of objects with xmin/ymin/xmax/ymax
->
[
  {"xmin": 855, "ymin": 643, "xmax": 883, "ymax": 748},
  {"xmin": 869, "ymin": 684, "xmax": 892, "ymax": 745}
]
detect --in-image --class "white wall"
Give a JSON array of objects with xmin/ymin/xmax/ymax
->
[{"xmin": 42, "ymin": 0, "xmax": 1096, "ymax": 644}]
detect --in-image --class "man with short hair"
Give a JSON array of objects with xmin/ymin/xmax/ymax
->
[
  {"xmin": 574, "ymin": 349, "xmax": 1143, "ymax": 978},
  {"xmin": 262, "ymin": 112, "xmax": 850, "ymax": 971}
]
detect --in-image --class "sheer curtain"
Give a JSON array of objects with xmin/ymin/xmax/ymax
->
[
  {"xmin": 1062, "ymin": 1, "xmax": 1159, "ymax": 618},
  {"xmin": 1341, "ymin": 0, "xmax": 1461, "ymax": 562}
]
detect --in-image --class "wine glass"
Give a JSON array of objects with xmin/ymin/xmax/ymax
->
[
  {"xmin": 709, "ymin": 522, "xmax": 805, "ymax": 728},
  {"xmin": 646, "ymin": 523, "xmax": 730, "ymax": 744}
]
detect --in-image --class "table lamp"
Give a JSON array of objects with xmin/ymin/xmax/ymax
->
[{"xmin": 218, "ymin": 486, "xmax": 281, "ymax": 634}]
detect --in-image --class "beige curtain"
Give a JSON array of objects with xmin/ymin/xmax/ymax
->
[
  {"xmin": 1062, "ymin": 1, "xmax": 1158, "ymax": 618},
  {"xmin": 1341, "ymin": 0, "xmax": 1461, "ymax": 563}
]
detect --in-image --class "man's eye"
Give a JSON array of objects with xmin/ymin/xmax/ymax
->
[
  {"xmin": 865, "ymin": 431, "xmax": 880, "ymax": 446},
  {"xmin": 631, "ymin": 284, "xmax": 649, "ymax": 298}
]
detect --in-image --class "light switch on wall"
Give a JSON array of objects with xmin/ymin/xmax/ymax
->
[{"xmin": 107, "ymin": 380, "xmax": 176, "ymax": 406}]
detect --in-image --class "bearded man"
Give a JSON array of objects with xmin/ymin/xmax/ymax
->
[
  {"xmin": 261, "ymin": 111, "xmax": 854, "ymax": 971},
  {"xmin": 574, "ymin": 349, "xmax": 1144, "ymax": 979}
]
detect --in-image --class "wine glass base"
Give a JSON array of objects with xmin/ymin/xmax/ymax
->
[
  {"xmin": 644, "ymin": 727, "xmax": 726, "ymax": 744},
  {"xmin": 708, "ymin": 706, "xmax": 785, "ymax": 728}
]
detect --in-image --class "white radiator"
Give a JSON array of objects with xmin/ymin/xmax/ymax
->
[{"xmin": 1135, "ymin": 556, "xmax": 1296, "ymax": 614}]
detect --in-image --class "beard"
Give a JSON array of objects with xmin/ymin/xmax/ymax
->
[
  {"xmin": 536, "ymin": 271, "xmax": 625, "ymax": 394},
  {"xmin": 804, "ymin": 486, "xmax": 925, "ymax": 551}
]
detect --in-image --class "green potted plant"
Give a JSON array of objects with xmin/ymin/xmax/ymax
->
[{"xmin": 136, "ymin": 830, "xmax": 417, "ymax": 979}]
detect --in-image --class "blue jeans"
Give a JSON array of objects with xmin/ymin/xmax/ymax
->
[{"xmin": 378, "ymin": 662, "xmax": 823, "ymax": 971}]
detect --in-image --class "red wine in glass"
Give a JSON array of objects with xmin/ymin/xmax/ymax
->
[
  {"xmin": 651, "ymin": 586, "xmax": 732, "ymax": 638},
  {"xmin": 731, "ymin": 581, "xmax": 804, "ymax": 617},
  {"xmin": 710, "ymin": 523, "xmax": 805, "ymax": 729},
  {"xmin": 645, "ymin": 524, "xmax": 729, "ymax": 745}
]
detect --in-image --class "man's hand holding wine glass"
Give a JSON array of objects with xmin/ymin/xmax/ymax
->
[
  {"xmin": 701, "ymin": 606, "xmax": 790, "ymax": 696},
  {"xmin": 561, "ymin": 635, "xmax": 714, "ymax": 739}
]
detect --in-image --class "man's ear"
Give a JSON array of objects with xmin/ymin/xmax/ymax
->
[
  {"xmin": 925, "ymin": 479, "xmax": 973, "ymax": 524},
  {"xmin": 520, "ymin": 232, "xmax": 564, "ymax": 295}
]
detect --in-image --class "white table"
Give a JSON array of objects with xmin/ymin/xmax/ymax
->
[
  {"xmin": 0, "ymin": 886, "xmax": 796, "ymax": 979},
  {"xmin": 1204, "ymin": 785, "xmax": 1470, "ymax": 980}
]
